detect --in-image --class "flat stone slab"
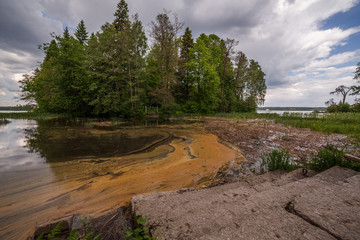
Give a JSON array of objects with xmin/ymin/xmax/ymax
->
[
  {"xmin": 291, "ymin": 174, "xmax": 360, "ymax": 240},
  {"xmin": 131, "ymin": 167, "xmax": 360, "ymax": 240}
]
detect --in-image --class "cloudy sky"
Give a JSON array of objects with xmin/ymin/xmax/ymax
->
[{"xmin": 1, "ymin": 0, "xmax": 360, "ymax": 107}]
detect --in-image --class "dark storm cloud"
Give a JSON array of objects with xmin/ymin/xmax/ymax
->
[
  {"xmin": 1, "ymin": 0, "xmax": 359, "ymax": 106},
  {"xmin": 0, "ymin": 1, "xmax": 62, "ymax": 54}
]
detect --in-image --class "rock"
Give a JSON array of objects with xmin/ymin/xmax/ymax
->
[
  {"xmin": 131, "ymin": 167, "xmax": 360, "ymax": 240},
  {"xmin": 33, "ymin": 207, "xmax": 132, "ymax": 240},
  {"xmin": 34, "ymin": 215, "xmax": 73, "ymax": 238},
  {"xmin": 291, "ymin": 174, "xmax": 360, "ymax": 240}
]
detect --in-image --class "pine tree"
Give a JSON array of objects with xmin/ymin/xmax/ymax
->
[
  {"xmin": 63, "ymin": 27, "xmax": 70, "ymax": 40},
  {"xmin": 113, "ymin": 0, "xmax": 130, "ymax": 31},
  {"xmin": 177, "ymin": 27, "xmax": 194, "ymax": 103},
  {"xmin": 75, "ymin": 20, "xmax": 88, "ymax": 45},
  {"xmin": 129, "ymin": 13, "xmax": 147, "ymax": 110}
]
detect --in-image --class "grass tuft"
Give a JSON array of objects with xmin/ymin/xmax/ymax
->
[{"xmin": 260, "ymin": 148, "xmax": 298, "ymax": 172}]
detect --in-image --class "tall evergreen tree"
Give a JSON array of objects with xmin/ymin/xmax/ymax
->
[
  {"xmin": 219, "ymin": 38, "xmax": 237, "ymax": 111},
  {"xmin": 177, "ymin": 27, "xmax": 194, "ymax": 103},
  {"xmin": 63, "ymin": 27, "xmax": 70, "ymax": 40},
  {"xmin": 234, "ymin": 51, "xmax": 248, "ymax": 102},
  {"xmin": 129, "ymin": 13, "xmax": 148, "ymax": 110},
  {"xmin": 75, "ymin": 20, "xmax": 88, "ymax": 45},
  {"xmin": 113, "ymin": 0, "xmax": 130, "ymax": 31}
]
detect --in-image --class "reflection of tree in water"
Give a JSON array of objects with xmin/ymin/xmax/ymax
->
[
  {"xmin": 0, "ymin": 119, "xmax": 10, "ymax": 126},
  {"xmin": 24, "ymin": 118, "xmax": 168, "ymax": 163}
]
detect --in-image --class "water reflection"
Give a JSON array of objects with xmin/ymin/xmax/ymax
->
[
  {"xmin": 0, "ymin": 119, "xmax": 44, "ymax": 171},
  {"xmin": 24, "ymin": 119, "xmax": 176, "ymax": 162}
]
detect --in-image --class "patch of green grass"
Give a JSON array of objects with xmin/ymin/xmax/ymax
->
[
  {"xmin": 274, "ymin": 113, "xmax": 360, "ymax": 141},
  {"xmin": 260, "ymin": 148, "xmax": 298, "ymax": 172},
  {"xmin": 308, "ymin": 144, "xmax": 360, "ymax": 172},
  {"xmin": 0, "ymin": 112, "xmax": 68, "ymax": 119}
]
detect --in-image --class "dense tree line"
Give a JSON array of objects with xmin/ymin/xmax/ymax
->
[{"xmin": 20, "ymin": 0, "xmax": 266, "ymax": 117}]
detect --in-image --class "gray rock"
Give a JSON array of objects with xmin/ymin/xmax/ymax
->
[
  {"xmin": 131, "ymin": 167, "xmax": 360, "ymax": 240},
  {"xmin": 33, "ymin": 215, "xmax": 73, "ymax": 238}
]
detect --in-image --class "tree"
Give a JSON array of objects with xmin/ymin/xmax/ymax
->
[
  {"xmin": 20, "ymin": 0, "xmax": 268, "ymax": 116},
  {"xmin": 113, "ymin": 0, "xmax": 130, "ymax": 31},
  {"xmin": 75, "ymin": 20, "xmax": 88, "ymax": 45},
  {"xmin": 330, "ymin": 85, "xmax": 352, "ymax": 104},
  {"xmin": 186, "ymin": 37, "xmax": 220, "ymax": 113},
  {"xmin": 149, "ymin": 10, "xmax": 183, "ymax": 108},
  {"xmin": 246, "ymin": 60, "xmax": 266, "ymax": 106},
  {"xmin": 350, "ymin": 62, "xmax": 360, "ymax": 99},
  {"xmin": 219, "ymin": 38, "xmax": 238, "ymax": 111},
  {"xmin": 177, "ymin": 27, "xmax": 194, "ymax": 103},
  {"xmin": 129, "ymin": 13, "xmax": 148, "ymax": 111},
  {"xmin": 234, "ymin": 51, "xmax": 248, "ymax": 102}
]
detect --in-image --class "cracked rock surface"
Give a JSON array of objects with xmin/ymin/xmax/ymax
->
[{"xmin": 131, "ymin": 167, "xmax": 360, "ymax": 240}]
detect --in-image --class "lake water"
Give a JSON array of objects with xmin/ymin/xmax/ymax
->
[
  {"xmin": 0, "ymin": 119, "xmax": 239, "ymax": 239},
  {"xmin": 257, "ymin": 110, "xmax": 314, "ymax": 115}
]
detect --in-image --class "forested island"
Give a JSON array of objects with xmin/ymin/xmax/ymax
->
[{"xmin": 19, "ymin": 0, "xmax": 266, "ymax": 118}]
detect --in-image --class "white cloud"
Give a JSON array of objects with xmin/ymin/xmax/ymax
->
[{"xmin": 0, "ymin": 0, "xmax": 359, "ymax": 107}]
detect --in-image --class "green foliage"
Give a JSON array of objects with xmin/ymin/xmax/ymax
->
[
  {"xmin": 351, "ymin": 103, "xmax": 360, "ymax": 112},
  {"xmin": 125, "ymin": 216, "xmax": 154, "ymax": 240},
  {"xmin": 186, "ymin": 36, "xmax": 221, "ymax": 113},
  {"xmin": 308, "ymin": 144, "xmax": 360, "ymax": 172},
  {"xmin": 75, "ymin": 20, "xmax": 88, "ymax": 45},
  {"xmin": 31, "ymin": 219, "xmax": 103, "ymax": 240},
  {"xmin": 20, "ymin": 0, "xmax": 267, "ymax": 118},
  {"xmin": 338, "ymin": 103, "xmax": 351, "ymax": 112},
  {"xmin": 0, "ymin": 111, "xmax": 68, "ymax": 119},
  {"xmin": 272, "ymin": 112, "xmax": 360, "ymax": 141},
  {"xmin": 326, "ymin": 104, "xmax": 338, "ymax": 113},
  {"xmin": 261, "ymin": 148, "xmax": 298, "ymax": 172}
]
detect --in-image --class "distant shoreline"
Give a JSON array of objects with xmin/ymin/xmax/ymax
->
[{"xmin": 257, "ymin": 107, "xmax": 326, "ymax": 111}]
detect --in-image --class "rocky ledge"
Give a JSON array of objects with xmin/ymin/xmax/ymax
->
[{"xmin": 131, "ymin": 166, "xmax": 360, "ymax": 240}]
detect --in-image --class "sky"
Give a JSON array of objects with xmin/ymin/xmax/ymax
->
[{"xmin": 0, "ymin": 0, "xmax": 360, "ymax": 107}]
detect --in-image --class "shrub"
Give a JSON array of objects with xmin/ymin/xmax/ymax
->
[
  {"xmin": 125, "ymin": 216, "xmax": 154, "ymax": 240},
  {"xmin": 338, "ymin": 103, "xmax": 351, "ymax": 112},
  {"xmin": 326, "ymin": 105, "xmax": 338, "ymax": 113},
  {"xmin": 308, "ymin": 144, "xmax": 359, "ymax": 172},
  {"xmin": 261, "ymin": 148, "xmax": 298, "ymax": 172},
  {"xmin": 351, "ymin": 103, "xmax": 360, "ymax": 113}
]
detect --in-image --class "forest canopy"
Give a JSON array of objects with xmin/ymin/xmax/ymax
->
[{"xmin": 20, "ymin": 0, "xmax": 267, "ymax": 117}]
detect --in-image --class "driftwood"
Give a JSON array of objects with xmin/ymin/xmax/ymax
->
[{"xmin": 344, "ymin": 154, "xmax": 360, "ymax": 163}]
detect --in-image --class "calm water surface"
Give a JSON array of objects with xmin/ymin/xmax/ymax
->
[{"xmin": 0, "ymin": 119, "xmax": 238, "ymax": 239}]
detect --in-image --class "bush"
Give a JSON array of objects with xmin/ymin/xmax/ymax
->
[
  {"xmin": 338, "ymin": 103, "xmax": 351, "ymax": 112},
  {"xmin": 326, "ymin": 105, "xmax": 338, "ymax": 113},
  {"xmin": 351, "ymin": 103, "xmax": 360, "ymax": 113},
  {"xmin": 308, "ymin": 144, "xmax": 360, "ymax": 172},
  {"xmin": 261, "ymin": 148, "xmax": 298, "ymax": 172}
]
